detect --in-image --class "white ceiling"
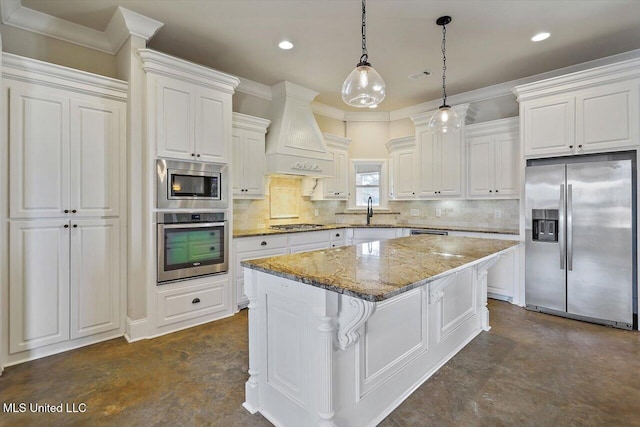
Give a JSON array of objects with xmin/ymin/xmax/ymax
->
[{"xmin": 20, "ymin": 0, "xmax": 640, "ymax": 111}]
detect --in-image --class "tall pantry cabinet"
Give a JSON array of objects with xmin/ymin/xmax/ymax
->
[{"xmin": 2, "ymin": 54, "xmax": 127, "ymax": 365}]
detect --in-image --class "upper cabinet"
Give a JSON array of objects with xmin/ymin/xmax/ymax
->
[
  {"xmin": 466, "ymin": 118, "xmax": 519, "ymax": 198},
  {"xmin": 139, "ymin": 49, "xmax": 240, "ymax": 163},
  {"xmin": 5, "ymin": 56, "xmax": 126, "ymax": 219},
  {"xmin": 515, "ymin": 58, "xmax": 640, "ymax": 158},
  {"xmin": 387, "ymin": 136, "xmax": 416, "ymax": 199},
  {"xmin": 410, "ymin": 105, "xmax": 474, "ymax": 198},
  {"xmin": 232, "ymin": 113, "xmax": 271, "ymax": 199},
  {"xmin": 312, "ymin": 134, "xmax": 351, "ymax": 200}
]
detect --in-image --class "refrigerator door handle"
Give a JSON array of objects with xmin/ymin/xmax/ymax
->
[
  {"xmin": 559, "ymin": 184, "xmax": 565, "ymax": 270},
  {"xmin": 567, "ymin": 184, "xmax": 573, "ymax": 271}
]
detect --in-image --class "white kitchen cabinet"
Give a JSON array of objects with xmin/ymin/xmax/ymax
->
[
  {"xmin": 515, "ymin": 59, "xmax": 640, "ymax": 158},
  {"xmin": 467, "ymin": 118, "xmax": 519, "ymax": 198},
  {"xmin": 8, "ymin": 81, "xmax": 124, "ymax": 219},
  {"xmin": 232, "ymin": 113, "xmax": 270, "ymax": 198},
  {"xmin": 350, "ymin": 228, "xmax": 402, "ymax": 245},
  {"xmin": 410, "ymin": 106, "xmax": 472, "ymax": 199},
  {"xmin": 386, "ymin": 136, "xmax": 416, "ymax": 199},
  {"xmin": 330, "ymin": 229, "xmax": 347, "ymax": 248},
  {"xmin": 235, "ymin": 235, "xmax": 289, "ymax": 307},
  {"xmin": 140, "ymin": 49, "xmax": 240, "ymax": 164},
  {"xmin": 288, "ymin": 230, "xmax": 331, "ymax": 253},
  {"xmin": 312, "ymin": 134, "xmax": 351, "ymax": 200},
  {"xmin": 9, "ymin": 219, "xmax": 121, "ymax": 353}
]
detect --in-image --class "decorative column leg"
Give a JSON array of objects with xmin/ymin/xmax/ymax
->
[
  {"xmin": 476, "ymin": 256, "xmax": 500, "ymax": 332},
  {"xmin": 243, "ymin": 269, "xmax": 260, "ymax": 414},
  {"xmin": 317, "ymin": 314, "xmax": 336, "ymax": 427}
]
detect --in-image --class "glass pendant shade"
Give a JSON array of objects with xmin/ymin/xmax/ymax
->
[
  {"xmin": 428, "ymin": 105, "xmax": 461, "ymax": 133},
  {"xmin": 341, "ymin": 63, "xmax": 386, "ymax": 107}
]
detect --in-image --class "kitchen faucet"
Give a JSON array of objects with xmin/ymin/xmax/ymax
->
[{"xmin": 366, "ymin": 196, "xmax": 373, "ymax": 225}]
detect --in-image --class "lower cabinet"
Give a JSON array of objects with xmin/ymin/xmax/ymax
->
[
  {"xmin": 288, "ymin": 230, "xmax": 331, "ymax": 253},
  {"xmin": 9, "ymin": 218, "xmax": 122, "ymax": 355},
  {"xmin": 350, "ymin": 227, "xmax": 403, "ymax": 245},
  {"xmin": 156, "ymin": 276, "xmax": 231, "ymax": 327}
]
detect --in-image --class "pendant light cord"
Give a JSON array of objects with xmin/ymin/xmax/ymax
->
[
  {"xmin": 360, "ymin": 0, "xmax": 369, "ymax": 65},
  {"xmin": 441, "ymin": 23, "xmax": 448, "ymax": 106}
]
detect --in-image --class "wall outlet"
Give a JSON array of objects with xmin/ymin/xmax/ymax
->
[
  {"xmin": 314, "ymin": 209, "xmax": 319, "ymax": 217},
  {"xmin": 410, "ymin": 209, "xmax": 420, "ymax": 217},
  {"xmin": 494, "ymin": 209, "xmax": 501, "ymax": 219},
  {"xmin": 435, "ymin": 208, "xmax": 442, "ymax": 218}
]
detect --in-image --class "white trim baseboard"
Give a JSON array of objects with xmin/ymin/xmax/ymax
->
[{"xmin": 124, "ymin": 316, "xmax": 148, "ymax": 342}]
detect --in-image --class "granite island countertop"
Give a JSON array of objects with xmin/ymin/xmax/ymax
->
[
  {"xmin": 241, "ymin": 234, "xmax": 520, "ymax": 302},
  {"xmin": 233, "ymin": 223, "xmax": 519, "ymax": 238}
]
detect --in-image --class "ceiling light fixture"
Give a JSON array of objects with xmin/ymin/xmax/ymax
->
[
  {"xmin": 531, "ymin": 32, "xmax": 550, "ymax": 42},
  {"xmin": 278, "ymin": 40, "xmax": 294, "ymax": 50},
  {"xmin": 341, "ymin": 0, "xmax": 386, "ymax": 108},
  {"xmin": 429, "ymin": 16, "xmax": 460, "ymax": 133}
]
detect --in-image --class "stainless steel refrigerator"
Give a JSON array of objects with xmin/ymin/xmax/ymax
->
[{"xmin": 525, "ymin": 152, "xmax": 637, "ymax": 330}]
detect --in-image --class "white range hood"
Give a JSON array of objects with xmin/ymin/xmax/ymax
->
[{"xmin": 265, "ymin": 81, "xmax": 332, "ymax": 177}]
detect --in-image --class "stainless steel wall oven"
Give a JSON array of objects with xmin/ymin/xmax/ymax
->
[{"xmin": 157, "ymin": 212, "xmax": 228, "ymax": 283}]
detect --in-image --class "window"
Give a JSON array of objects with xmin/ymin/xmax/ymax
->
[{"xmin": 349, "ymin": 159, "xmax": 388, "ymax": 209}]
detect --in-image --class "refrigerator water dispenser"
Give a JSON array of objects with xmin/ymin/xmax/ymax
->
[{"xmin": 532, "ymin": 209, "xmax": 559, "ymax": 242}]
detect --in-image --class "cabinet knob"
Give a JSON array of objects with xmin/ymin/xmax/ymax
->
[
  {"xmin": 412, "ymin": 192, "xmax": 415, "ymax": 195},
  {"xmin": 496, "ymin": 189, "xmax": 499, "ymax": 193},
  {"xmin": 64, "ymin": 224, "xmax": 69, "ymax": 228},
  {"xmin": 569, "ymin": 145, "xmax": 574, "ymax": 149},
  {"xmin": 191, "ymin": 153, "xmax": 196, "ymax": 156},
  {"xmin": 489, "ymin": 190, "xmax": 493, "ymax": 193},
  {"xmin": 261, "ymin": 241, "xmax": 267, "ymax": 246},
  {"xmin": 336, "ymin": 233, "xmax": 340, "ymax": 237},
  {"xmin": 72, "ymin": 209, "xmax": 77, "ymax": 214},
  {"xmin": 73, "ymin": 224, "xmax": 78, "ymax": 228},
  {"xmin": 64, "ymin": 209, "xmax": 69, "ymax": 213},
  {"xmin": 192, "ymin": 298, "xmax": 201, "ymax": 304},
  {"xmin": 196, "ymin": 154, "xmax": 201, "ymax": 158},
  {"xmin": 578, "ymin": 144, "xmax": 583, "ymax": 149}
]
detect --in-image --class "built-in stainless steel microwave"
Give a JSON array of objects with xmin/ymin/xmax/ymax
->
[{"xmin": 157, "ymin": 159, "xmax": 228, "ymax": 209}]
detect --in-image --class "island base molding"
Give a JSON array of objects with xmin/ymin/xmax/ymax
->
[{"xmin": 243, "ymin": 251, "xmax": 505, "ymax": 426}]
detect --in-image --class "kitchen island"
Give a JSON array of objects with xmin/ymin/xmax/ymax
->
[{"xmin": 241, "ymin": 235, "xmax": 520, "ymax": 427}]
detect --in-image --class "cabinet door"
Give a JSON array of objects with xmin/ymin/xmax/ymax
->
[
  {"xmin": 487, "ymin": 250, "xmax": 515, "ymax": 300},
  {"xmin": 196, "ymin": 87, "xmax": 229, "ymax": 163},
  {"xmin": 523, "ymin": 95, "xmax": 575, "ymax": 157},
  {"xmin": 494, "ymin": 133, "xmax": 519, "ymax": 196},
  {"xmin": 468, "ymin": 136, "xmax": 494, "ymax": 197},
  {"xmin": 70, "ymin": 219, "xmax": 121, "ymax": 339},
  {"xmin": 417, "ymin": 130, "xmax": 438, "ymax": 196},
  {"xmin": 70, "ymin": 98, "xmax": 123, "ymax": 218},
  {"xmin": 9, "ymin": 220, "xmax": 70, "ymax": 353},
  {"xmin": 156, "ymin": 77, "xmax": 195, "ymax": 160},
  {"xmin": 323, "ymin": 150, "xmax": 339, "ymax": 197},
  {"xmin": 334, "ymin": 150, "xmax": 349, "ymax": 198},
  {"xmin": 243, "ymin": 132, "xmax": 267, "ymax": 197},
  {"xmin": 576, "ymin": 81, "xmax": 639, "ymax": 153},
  {"xmin": 439, "ymin": 132, "xmax": 461, "ymax": 196},
  {"xmin": 392, "ymin": 149, "xmax": 416, "ymax": 199},
  {"xmin": 231, "ymin": 131, "xmax": 244, "ymax": 195},
  {"xmin": 9, "ymin": 82, "xmax": 71, "ymax": 218},
  {"xmin": 235, "ymin": 247, "xmax": 288, "ymax": 306}
]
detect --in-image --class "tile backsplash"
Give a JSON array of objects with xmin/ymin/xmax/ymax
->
[{"xmin": 232, "ymin": 176, "xmax": 519, "ymax": 231}]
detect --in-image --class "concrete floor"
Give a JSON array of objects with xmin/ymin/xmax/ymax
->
[{"xmin": 1, "ymin": 300, "xmax": 639, "ymax": 426}]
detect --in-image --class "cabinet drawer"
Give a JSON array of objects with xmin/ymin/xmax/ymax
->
[
  {"xmin": 235, "ymin": 235, "xmax": 288, "ymax": 252},
  {"xmin": 157, "ymin": 279, "xmax": 229, "ymax": 327},
  {"xmin": 288, "ymin": 230, "xmax": 330, "ymax": 245}
]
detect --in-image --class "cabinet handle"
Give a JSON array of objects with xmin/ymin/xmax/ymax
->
[
  {"xmin": 336, "ymin": 233, "xmax": 341, "ymax": 237},
  {"xmin": 72, "ymin": 209, "xmax": 77, "ymax": 213},
  {"xmin": 261, "ymin": 241, "xmax": 267, "ymax": 246},
  {"xmin": 64, "ymin": 224, "xmax": 69, "ymax": 228},
  {"xmin": 192, "ymin": 298, "xmax": 201, "ymax": 304},
  {"xmin": 64, "ymin": 209, "xmax": 69, "ymax": 213},
  {"xmin": 73, "ymin": 224, "xmax": 78, "ymax": 228}
]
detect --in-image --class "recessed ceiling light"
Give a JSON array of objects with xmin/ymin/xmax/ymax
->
[
  {"xmin": 531, "ymin": 32, "xmax": 550, "ymax": 42},
  {"xmin": 278, "ymin": 40, "xmax": 294, "ymax": 50},
  {"xmin": 409, "ymin": 71, "xmax": 431, "ymax": 80}
]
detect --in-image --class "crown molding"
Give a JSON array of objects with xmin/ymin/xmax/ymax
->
[
  {"xmin": 237, "ymin": 77, "xmax": 272, "ymax": 100},
  {"xmin": 232, "ymin": 112, "xmax": 271, "ymax": 133},
  {"xmin": 323, "ymin": 133, "xmax": 351, "ymax": 150},
  {"xmin": 465, "ymin": 117, "xmax": 519, "ymax": 138},
  {"xmin": 271, "ymin": 81, "xmax": 318, "ymax": 102},
  {"xmin": 0, "ymin": 1, "xmax": 163, "ymax": 54},
  {"xmin": 311, "ymin": 102, "xmax": 345, "ymax": 121},
  {"xmin": 385, "ymin": 135, "xmax": 415, "ymax": 152},
  {"xmin": 344, "ymin": 111, "xmax": 390, "ymax": 122}
]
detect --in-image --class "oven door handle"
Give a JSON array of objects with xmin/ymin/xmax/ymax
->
[{"xmin": 160, "ymin": 221, "xmax": 226, "ymax": 229}]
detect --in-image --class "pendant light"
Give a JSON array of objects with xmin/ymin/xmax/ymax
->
[
  {"xmin": 341, "ymin": 0, "xmax": 386, "ymax": 108},
  {"xmin": 429, "ymin": 16, "xmax": 461, "ymax": 133}
]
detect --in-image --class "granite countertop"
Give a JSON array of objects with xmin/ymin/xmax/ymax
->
[
  {"xmin": 233, "ymin": 223, "xmax": 519, "ymax": 238},
  {"xmin": 241, "ymin": 235, "xmax": 520, "ymax": 302}
]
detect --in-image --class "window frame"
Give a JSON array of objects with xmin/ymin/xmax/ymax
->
[{"xmin": 348, "ymin": 159, "xmax": 389, "ymax": 210}]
